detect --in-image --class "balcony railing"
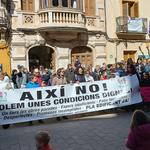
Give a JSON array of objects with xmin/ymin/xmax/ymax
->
[
  {"xmin": 38, "ymin": 10, "xmax": 86, "ymax": 30},
  {"xmin": 116, "ymin": 16, "xmax": 148, "ymax": 34},
  {"xmin": 17, "ymin": 9, "xmax": 86, "ymax": 32}
]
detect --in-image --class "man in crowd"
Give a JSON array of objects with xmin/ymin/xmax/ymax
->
[{"xmin": 65, "ymin": 64, "xmax": 75, "ymax": 84}]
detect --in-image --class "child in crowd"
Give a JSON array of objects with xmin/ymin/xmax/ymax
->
[
  {"xmin": 126, "ymin": 110, "xmax": 150, "ymax": 150},
  {"xmin": 35, "ymin": 131, "xmax": 53, "ymax": 150}
]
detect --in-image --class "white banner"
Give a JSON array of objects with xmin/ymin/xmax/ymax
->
[{"xmin": 0, "ymin": 75, "xmax": 142, "ymax": 125}]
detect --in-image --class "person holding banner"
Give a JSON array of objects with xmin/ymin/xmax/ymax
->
[
  {"xmin": 75, "ymin": 67, "xmax": 86, "ymax": 83},
  {"xmin": 84, "ymin": 69, "xmax": 94, "ymax": 82},
  {"xmin": 26, "ymin": 75, "xmax": 44, "ymax": 125},
  {"xmin": 126, "ymin": 64, "xmax": 141, "ymax": 84},
  {"xmin": 65, "ymin": 64, "xmax": 75, "ymax": 84},
  {"xmin": 52, "ymin": 68, "xmax": 68, "ymax": 121},
  {"xmin": 0, "ymin": 72, "xmax": 13, "ymax": 129},
  {"xmin": 126, "ymin": 110, "xmax": 150, "ymax": 150},
  {"xmin": 26, "ymin": 75, "xmax": 40, "ymax": 88}
]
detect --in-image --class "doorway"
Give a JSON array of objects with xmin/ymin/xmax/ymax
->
[
  {"xmin": 28, "ymin": 46, "xmax": 55, "ymax": 71},
  {"xmin": 124, "ymin": 51, "xmax": 136, "ymax": 62},
  {"xmin": 71, "ymin": 46, "xmax": 93, "ymax": 67}
]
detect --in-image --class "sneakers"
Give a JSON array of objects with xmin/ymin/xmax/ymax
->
[
  {"xmin": 56, "ymin": 116, "xmax": 68, "ymax": 121},
  {"xmin": 2, "ymin": 124, "xmax": 10, "ymax": 129}
]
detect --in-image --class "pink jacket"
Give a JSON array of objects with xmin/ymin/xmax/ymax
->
[{"xmin": 126, "ymin": 124, "xmax": 150, "ymax": 150}]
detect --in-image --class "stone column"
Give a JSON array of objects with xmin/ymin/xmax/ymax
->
[{"xmin": 57, "ymin": 47, "xmax": 70, "ymax": 69}]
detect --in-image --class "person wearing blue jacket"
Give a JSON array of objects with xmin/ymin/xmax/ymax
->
[
  {"xmin": 26, "ymin": 75, "xmax": 40, "ymax": 88},
  {"xmin": 26, "ymin": 75, "xmax": 43, "ymax": 125}
]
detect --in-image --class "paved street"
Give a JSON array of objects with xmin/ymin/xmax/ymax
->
[{"xmin": 0, "ymin": 112, "xmax": 140, "ymax": 150}]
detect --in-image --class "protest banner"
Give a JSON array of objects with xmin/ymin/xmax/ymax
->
[{"xmin": 0, "ymin": 75, "xmax": 142, "ymax": 125}]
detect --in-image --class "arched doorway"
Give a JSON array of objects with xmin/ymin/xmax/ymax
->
[
  {"xmin": 71, "ymin": 46, "xmax": 93, "ymax": 67},
  {"xmin": 28, "ymin": 46, "xmax": 55, "ymax": 71}
]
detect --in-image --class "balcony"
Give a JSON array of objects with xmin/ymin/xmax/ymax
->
[
  {"xmin": 17, "ymin": 9, "xmax": 87, "ymax": 33},
  {"xmin": 116, "ymin": 16, "xmax": 148, "ymax": 40}
]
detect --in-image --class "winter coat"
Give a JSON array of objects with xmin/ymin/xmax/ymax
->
[
  {"xmin": 41, "ymin": 145, "xmax": 53, "ymax": 150},
  {"xmin": 75, "ymin": 74, "xmax": 86, "ymax": 83},
  {"xmin": 52, "ymin": 76, "xmax": 67, "ymax": 86},
  {"xmin": 126, "ymin": 124, "xmax": 150, "ymax": 150},
  {"xmin": 42, "ymin": 73, "xmax": 51, "ymax": 84},
  {"xmin": 26, "ymin": 81, "xmax": 40, "ymax": 88},
  {"xmin": 65, "ymin": 68, "xmax": 75, "ymax": 83}
]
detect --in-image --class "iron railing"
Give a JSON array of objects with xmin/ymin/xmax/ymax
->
[{"xmin": 116, "ymin": 16, "xmax": 148, "ymax": 34}]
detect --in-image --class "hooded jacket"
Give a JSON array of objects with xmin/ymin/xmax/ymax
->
[
  {"xmin": 41, "ymin": 145, "xmax": 53, "ymax": 150},
  {"xmin": 126, "ymin": 124, "xmax": 150, "ymax": 150}
]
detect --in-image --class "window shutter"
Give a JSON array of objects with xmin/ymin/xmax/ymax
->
[
  {"xmin": 133, "ymin": 2, "xmax": 139, "ymax": 17},
  {"xmin": 122, "ymin": 2, "xmax": 129, "ymax": 16},
  {"xmin": 85, "ymin": 0, "xmax": 95, "ymax": 16},
  {"xmin": 28, "ymin": 0, "xmax": 34, "ymax": 11},
  {"xmin": 21, "ymin": 0, "xmax": 27, "ymax": 10},
  {"xmin": 21, "ymin": 0, "xmax": 34, "ymax": 11}
]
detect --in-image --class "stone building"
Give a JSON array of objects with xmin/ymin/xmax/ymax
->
[
  {"xmin": 0, "ymin": 0, "xmax": 11, "ymax": 74},
  {"xmin": 106, "ymin": 0, "xmax": 150, "ymax": 64},
  {"xmin": 8, "ymin": 0, "xmax": 150, "ymax": 71},
  {"xmin": 11, "ymin": 0, "xmax": 106, "ymax": 71}
]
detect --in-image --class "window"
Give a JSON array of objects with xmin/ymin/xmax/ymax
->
[
  {"xmin": 122, "ymin": 1, "xmax": 139, "ymax": 17},
  {"xmin": 62, "ymin": 0, "xmax": 68, "ymax": 7},
  {"xmin": 44, "ymin": 0, "xmax": 49, "ymax": 8},
  {"xmin": 52, "ymin": 0, "xmax": 59, "ymax": 7},
  {"xmin": 21, "ymin": 0, "xmax": 34, "ymax": 11},
  {"xmin": 40, "ymin": 0, "xmax": 49, "ymax": 9},
  {"xmin": 71, "ymin": 0, "xmax": 77, "ymax": 8}
]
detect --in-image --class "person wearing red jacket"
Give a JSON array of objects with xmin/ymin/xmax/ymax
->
[
  {"xmin": 126, "ymin": 110, "xmax": 150, "ymax": 150},
  {"xmin": 35, "ymin": 131, "xmax": 53, "ymax": 150},
  {"xmin": 34, "ymin": 69, "xmax": 42, "ymax": 86}
]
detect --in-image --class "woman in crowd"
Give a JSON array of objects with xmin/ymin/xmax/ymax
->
[
  {"xmin": 52, "ymin": 68, "xmax": 67, "ymax": 86},
  {"xmin": 94, "ymin": 65, "xmax": 101, "ymax": 81},
  {"xmin": 126, "ymin": 64, "xmax": 141, "ymax": 83},
  {"xmin": 34, "ymin": 69, "xmax": 43, "ymax": 86},
  {"xmin": 126, "ymin": 110, "xmax": 150, "ymax": 150},
  {"xmin": 75, "ymin": 67, "xmax": 85, "ymax": 83},
  {"xmin": 115, "ymin": 62, "xmax": 126, "ymax": 77},
  {"xmin": 100, "ymin": 70, "xmax": 108, "ymax": 80},
  {"xmin": 41, "ymin": 68, "xmax": 51, "ymax": 85},
  {"xmin": 52, "ymin": 68, "xmax": 67, "ymax": 121},
  {"xmin": 11, "ymin": 69, "xmax": 18, "ymax": 89},
  {"xmin": 141, "ymin": 73, "xmax": 150, "ymax": 87},
  {"xmin": 84, "ymin": 69, "xmax": 94, "ymax": 82},
  {"xmin": 0, "ymin": 72, "xmax": 13, "ymax": 129},
  {"xmin": 136, "ymin": 58, "xmax": 144, "ymax": 78}
]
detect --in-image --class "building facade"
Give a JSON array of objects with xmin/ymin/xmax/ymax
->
[
  {"xmin": 11, "ymin": 0, "xmax": 106, "ymax": 71},
  {"xmin": 106, "ymin": 0, "xmax": 150, "ymax": 64},
  {"xmin": 0, "ymin": 0, "xmax": 11, "ymax": 75},
  {"xmin": 10, "ymin": 0, "xmax": 150, "ymax": 71}
]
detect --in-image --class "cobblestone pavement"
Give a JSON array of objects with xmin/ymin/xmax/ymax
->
[{"xmin": 0, "ymin": 112, "xmax": 142, "ymax": 150}]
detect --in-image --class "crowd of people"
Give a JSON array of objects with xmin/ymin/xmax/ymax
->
[
  {"xmin": 1, "ymin": 58, "xmax": 150, "ymax": 150},
  {"xmin": 0, "ymin": 57, "xmax": 150, "ymax": 91}
]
